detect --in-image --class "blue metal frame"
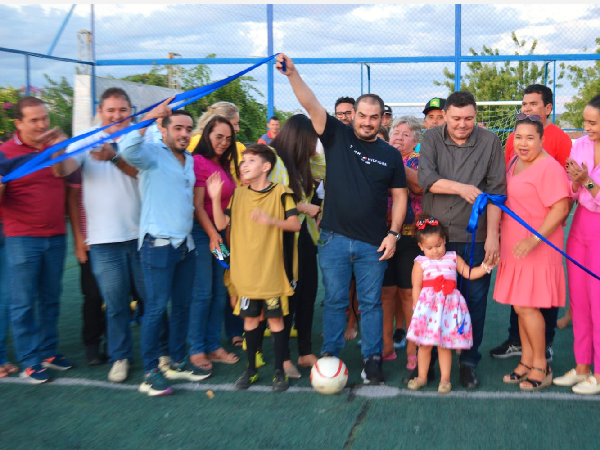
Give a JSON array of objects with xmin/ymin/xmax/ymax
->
[
  {"xmin": 267, "ymin": 4, "xmax": 274, "ymax": 119},
  {"xmin": 47, "ymin": 5, "xmax": 75, "ymax": 56},
  {"xmin": 0, "ymin": 47, "xmax": 93, "ymax": 65},
  {"xmin": 91, "ymin": 5, "xmax": 96, "ymax": 117},
  {"xmin": 454, "ymin": 4, "xmax": 461, "ymax": 91},
  {"xmin": 25, "ymin": 55, "xmax": 30, "ymax": 96}
]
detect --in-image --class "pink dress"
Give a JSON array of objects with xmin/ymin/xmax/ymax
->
[
  {"xmin": 493, "ymin": 157, "xmax": 570, "ymax": 308},
  {"xmin": 407, "ymin": 252, "xmax": 473, "ymax": 349}
]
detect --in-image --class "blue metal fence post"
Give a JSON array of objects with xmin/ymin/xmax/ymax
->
[
  {"xmin": 366, "ymin": 64, "xmax": 371, "ymax": 93},
  {"xmin": 552, "ymin": 60, "xmax": 556, "ymax": 124},
  {"xmin": 25, "ymin": 55, "xmax": 30, "ymax": 96},
  {"xmin": 361, "ymin": 63, "xmax": 364, "ymax": 95},
  {"xmin": 91, "ymin": 5, "xmax": 96, "ymax": 119},
  {"xmin": 267, "ymin": 4, "xmax": 274, "ymax": 120},
  {"xmin": 454, "ymin": 4, "xmax": 461, "ymax": 91}
]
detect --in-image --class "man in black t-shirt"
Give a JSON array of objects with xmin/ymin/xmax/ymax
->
[{"xmin": 276, "ymin": 54, "xmax": 408, "ymax": 385}]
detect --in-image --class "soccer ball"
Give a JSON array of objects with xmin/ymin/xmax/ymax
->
[{"xmin": 310, "ymin": 356, "xmax": 348, "ymax": 395}]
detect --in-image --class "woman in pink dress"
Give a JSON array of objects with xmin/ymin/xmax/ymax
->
[{"xmin": 494, "ymin": 115, "xmax": 571, "ymax": 391}]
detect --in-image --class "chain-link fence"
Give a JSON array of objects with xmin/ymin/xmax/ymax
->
[{"xmin": 2, "ymin": 4, "xmax": 600, "ymax": 141}]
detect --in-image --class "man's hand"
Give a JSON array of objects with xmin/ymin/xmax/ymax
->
[
  {"xmin": 377, "ymin": 234, "xmax": 397, "ymax": 261},
  {"xmin": 40, "ymin": 127, "xmax": 68, "ymax": 147},
  {"xmin": 458, "ymin": 184, "xmax": 483, "ymax": 205},
  {"xmin": 483, "ymin": 234, "xmax": 500, "ymax": 266},
  {"xmin": 275, "ymin": 53, "xmax": 295, "ymax": 77},
  {"xmin": 512, "ymin": 236, "xmax": 538, "ymax": 259},
  {"xmin": 90, "ymin": 143, "xmax": 117, "ymax": 162},
  {"xmin": 145, "ymin": 96, "xmax": 174, "ymax": 122},
  {"xmin": 75, "ymin": 238, "xmax": 89, "ymax": 264}
]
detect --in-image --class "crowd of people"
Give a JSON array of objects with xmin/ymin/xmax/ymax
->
[{"xmin": 0, "ymin": 52, "xmax": 599, "ymax": 397}]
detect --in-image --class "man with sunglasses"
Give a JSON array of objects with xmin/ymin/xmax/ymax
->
[
  {"xmin": 334, "ymin": 97, "xmax": 355, "ymax": 126},
  {"xmin": 490, "ymin": 84, "xmax": 572, "ymax": 362},
  {"xmin": 418, "ymin": 90, "xmax": 506, "ymax": 389}
]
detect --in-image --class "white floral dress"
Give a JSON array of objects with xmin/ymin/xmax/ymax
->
[{"xmin": 407, "ymin": 252, "xmax": 473, "ymax": 349}]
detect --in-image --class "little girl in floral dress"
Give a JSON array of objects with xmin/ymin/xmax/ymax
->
[{"xmin": 406, "ymin": 217, "xmax": 494, "ymax": 394}]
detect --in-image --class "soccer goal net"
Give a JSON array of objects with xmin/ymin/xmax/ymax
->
[{"xmin": 387, "ymin": 101, "xmax": 521, "ymax": 147}]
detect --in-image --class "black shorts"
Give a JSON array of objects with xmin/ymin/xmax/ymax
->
[
  {"xmin": 382, "ymin": 235, "xmax": 422, "ymax": 289},
  {"xmin": 238, "ymin": 297, "xmax": 284, "ymax": 319}
]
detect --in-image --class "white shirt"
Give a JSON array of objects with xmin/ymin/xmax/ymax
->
[{"xmin": 67, "ymin": 127, "xmax": 141, "ymax": 245}]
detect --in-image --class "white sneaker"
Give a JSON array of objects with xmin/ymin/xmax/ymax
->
[
  {"xmin": 108, "ymin": 359, "xmax": 129, "ymax": 383},
  {"xmin": 553, "ymin": 368, "xmax": 592, "ymax": 387},
  {"xmin": 158, "ymin": 355, "xmax": 171, "ymax": 373},
  {"xmin": 572, "ymin": 376, "xmax": 600, "ymax": 395}
]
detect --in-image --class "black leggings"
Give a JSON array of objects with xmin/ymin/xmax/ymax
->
[{"xmin": 283, "ymin": 221, "xmax": 319, "ymax": 359}]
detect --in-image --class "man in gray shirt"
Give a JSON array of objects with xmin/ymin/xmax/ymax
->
[{"xmin": 418, "ymin": 90, "xmax": 506, "ymax": 389}]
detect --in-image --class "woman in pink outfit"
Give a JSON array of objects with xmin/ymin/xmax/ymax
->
[
  {"xmin": 555, "ymin": 94, "xmax": 600, "ymax": 395},
  {"xmin": 494, "ymin": 114, "xmax": 570, "ymax": 391}
]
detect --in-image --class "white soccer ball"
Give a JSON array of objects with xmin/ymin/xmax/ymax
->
[{"xmin": 310, "ymin": 356, "xmax": 348, "ymax": 395}]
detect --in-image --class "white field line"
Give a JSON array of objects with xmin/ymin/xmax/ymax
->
[{"xmin": 1, "ymin": 377, "xmax": 600, "ymax": 402}]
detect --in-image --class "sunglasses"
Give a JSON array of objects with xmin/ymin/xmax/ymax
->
[
  {"xmin": 416, "ymin": 218, "xmax": 439, "ymax": 229},
  {"xmin": 516, "ymin": 113, "xmax": 542, "ymax": 122}
]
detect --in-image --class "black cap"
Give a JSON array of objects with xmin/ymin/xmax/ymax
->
[
  {"xmin": 423, "ymin": 98, "xmax": 446, "ymax": 115},
  {"xmin": 383, "ymin": 104, "xmax": 393, "ymax": 115}
]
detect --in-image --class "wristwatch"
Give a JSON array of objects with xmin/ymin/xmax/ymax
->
[
  {"xmin": 387, "ymin": 230, "xmax": 401, "ymax": 242},
  {"xmin": 585, "ymin": 178, "xmax": 596, "ymax": 191},
  {"xmin": 110, "ymin": 153, "xmax": 121, "ymax": 165}
]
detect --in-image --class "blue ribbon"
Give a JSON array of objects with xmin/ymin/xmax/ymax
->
[
  {"xmin": 3, "ymin": 53, "xmax": 280, "ymax": 182},
  {"xmin": 468, "ymin": 193, "xmax": 600, "ymax": 282}
]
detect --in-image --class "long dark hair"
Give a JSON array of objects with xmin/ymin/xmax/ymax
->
[
  {"xmin": 270, "ymin": 114, "xmax": 318, "ymax": 201},
  {"xmin": 193, "ymin": 116, "xmax": 239, "ymax": 180}
]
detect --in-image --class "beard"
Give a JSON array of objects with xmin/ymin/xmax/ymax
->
[{"xmin": 353, "ymin": 125, "xmax": 378, "ymax": 141}]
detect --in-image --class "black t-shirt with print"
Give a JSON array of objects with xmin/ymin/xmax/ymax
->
[{"xmin": 319, "ymin": 115, "xmax": 407, "ymax": 246}]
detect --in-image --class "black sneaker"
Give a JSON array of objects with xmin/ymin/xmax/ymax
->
[
  {"xmin": 235, "ymin": 368, "xmax": 258, "ymax": 390},
  {"xmin": 546, "ymin": 345, "xmax": 554, "ymax": 362},
  {"xmin": 489, "ymin": 340, "xmax": 522, "ymax": 359},
  {"xmin": 272, "ymin": 369, "xmax": 289, "ymax": 392},
  {"xmin": 322, "ymin": 351, "xmax": 335, "ymax": 358},
  {"xmin": 393, "ymin": 329, "xmax": 407, "ymax": 350},
  {"xmin": 361, "ymin": 355, "xmax": 384, "ymax": 385}
]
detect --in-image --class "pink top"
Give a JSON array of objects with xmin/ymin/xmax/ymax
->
[
  {"xmin": 569, "ymin": 135, "xmax": 600, "ymax": 213},
  {"xmin": 193, "ymin": 155, "xmax": 236, "ymax": 223}
]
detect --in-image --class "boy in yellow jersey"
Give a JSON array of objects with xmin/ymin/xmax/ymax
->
[{"xmin": 206, "ymin": 144, "xmax": 300, "ymax": 391}]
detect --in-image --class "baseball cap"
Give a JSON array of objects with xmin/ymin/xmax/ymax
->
[
  {"xmin": 383, "ymin": 105, "xmax": 393, "ymax": 115},
  {"xmin": 423, "ymin": 98, "xmax": 446, "ymax": 115}
]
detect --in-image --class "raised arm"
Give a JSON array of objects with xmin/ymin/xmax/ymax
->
[
  {"xmin": 205, "ymin": 172, "xmax": 231, "ymax": 231},
  {"xmin": 275, "ymin": 53, "xmax": 327, "ymax": 135}
]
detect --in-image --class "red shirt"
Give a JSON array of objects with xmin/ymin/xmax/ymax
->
[
  {"xmin": 504, "ymin": 123, "xmax": 572, "ymax": 167},
  {"xmin": 0, "ymin": 134, "xmax": 66, "ymax": 237}
]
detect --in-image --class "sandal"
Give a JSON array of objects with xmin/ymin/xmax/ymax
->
[
  {"xmin": 230, "ymin": 337, "xmax": 244, "ymax": 348},
  {"xmin": 520, "ymin": 365, "xmax": 552, "ymax": 391},
  {"xmin": 2, "ymin": 363, "xmax": 18, "ymax": 374},
  {"xmin": 190, "ymin": 353, "xmax": 213, "ymax": 371},
  {"xmin": 406, "ymin": 355, "xmax": 417, "ymax": 370},
  {"xmin": 503, "ymin": 361, "xmax": 531, "ymax": 384},
  {"xmin": 208, "ymin": 348, "xmax": 240, "ymax": 364},
  {"xmin": 407, "ymin": 377, "xmax": 427, "ymax": 391},
  {"xmin": 438, "ymin": 381, "xmax": 452, "ymax": 394}
]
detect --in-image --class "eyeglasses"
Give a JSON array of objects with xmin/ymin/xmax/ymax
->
[
  {"xmin": 335, "ymin": 111, "xmax": 353, "ymax": 118},
  {"xmin": 516, "ymin": 113, "xmax": 541, "ymax": 122},
  {"xmin": 416, "ymin": 218, "xmax": 439, "ymax": 229},
  {"xmin": 214, "ymin": 135, "xmax": 233, "ymax": 144}
]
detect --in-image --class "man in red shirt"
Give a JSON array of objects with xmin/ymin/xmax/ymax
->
[
  {"xmin": 0, "ymin": 97, "xmax": 72, "ymax": 384},
  {"xmin": 491, "ymin": 84, "xmax": 572, "ymax": 362},
  {"xmin": 504, "ymin": 84, "xmax": 572, "ymax": 167},
  {"xmin": 257, "ymin": 116, "xmax": 280, "ymax": 145}
]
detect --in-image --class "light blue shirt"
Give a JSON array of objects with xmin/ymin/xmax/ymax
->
[{"xmin": 120, "ymin": 130, "xmax": 195, "ymax": 250}]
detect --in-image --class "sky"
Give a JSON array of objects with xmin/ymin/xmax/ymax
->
[{"xmin": 1, "ymin": 2, "xmax": 600, "ymax": 118}]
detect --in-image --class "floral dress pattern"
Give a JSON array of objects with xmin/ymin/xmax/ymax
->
[{"xmin": 407, "ymin": 252, "xmax": 473, "ymax": 349}]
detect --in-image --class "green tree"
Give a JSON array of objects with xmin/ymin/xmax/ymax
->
[
  {"xmin": 559, "ymin": 38, "xmax": 600, "ymax": 128},
  {"xmin": 121, "ymin": 66, "xmax": 169, "ymax": 87},
  {"xmin": 435, "ymin": 32, "xmax": 556, "ymax": 98},
  {"xmin": 41, "ymin": 75, "xmax": 74, "ymax": 137},
  {"xmin": 0, "ymin": 86, "xmax": 19, "ymax": 141}
]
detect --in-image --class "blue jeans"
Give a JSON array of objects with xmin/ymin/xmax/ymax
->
[
  {"xmin": 0, "ymin": 223, "xmax": 9, "ymax": 365},
  {"xmin": 318, "ymin": 229, "xmax": 387, "ymax": 358},
  {"xmin": 89, "ymin": 240, "xmax": 147, "ymax": 363},
  {"xmin": 188, "ymin": 224, "xmax": 227, "ymax": 355},
  {"xmin": 446, "ymin": 242, "xmax": 491, "ymax": 368},
  {"xmin": 140, "ymin": 235, "xmax": 196, "ymax": 373},
  {"xmin": 6, "ymin": 235, "xmax": 66, "ymax": 368},
  {"xmin": 224, "ymin": 300, "xmax": 244, "ymax": 340}
]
